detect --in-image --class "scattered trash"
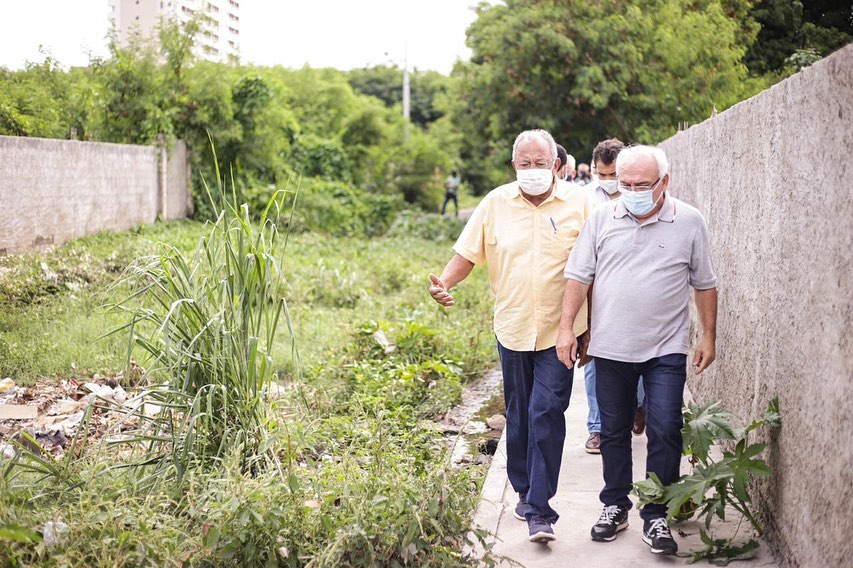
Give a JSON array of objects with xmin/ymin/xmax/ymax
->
[
  {"xmin": 0, "ymin": 405, "xmax": 38, "ymax": 420},
  {"xmin": 36, "ymin": 430, "xmax": 68, "ymax": 449},
  {"xmin": 113, "ymin": 386, "xmax": 127, "ymax": 405},
  {"xmin": 462, "ymin": 420, "xmax": 488, "ymax": 435},
  {"xmin": 42, "ymin": 518, "xmax": 69, "ymax": 547},
  {"xmin": 54, "ymin": 399, "xmax": 88, "ymax": 415},
  {"xmin": 0, "ymin": 443, "xmax": 15, "ymax": 459},
  {"xmin": 485, "ymin": 414, "xmax": 507, "ymax": 431},
  {"xmin": 372, "ymin": 330, "xmax": 397, "ymax": 355},
  {"xmin": 0, "ymin": 378, "xmax": 16, "ymax": 394},
  {"xmin": 46, "ymin": 412, "xmax": 85, "ymax": 433}
]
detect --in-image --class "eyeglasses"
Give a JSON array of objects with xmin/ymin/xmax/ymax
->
[
  {"xmin": 618, "ymin": 177, "xmax": 661, "ymax": 193},
  {"xmin": 515, "ymin": 159, "xmax": 554, "ymax": 169}
]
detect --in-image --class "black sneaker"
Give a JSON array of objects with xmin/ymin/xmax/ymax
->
[
  {"xmin": 513, "ymin": 493, "xmax": 529, "ymax": 521},
  {"xmin": 527, "ymin": 515, "xmax": 556, "ymax": 543},
  {"xmin": 590, "ymin": 505, "xmax": 629, "ymax": 541},
  {"xmin": 643, "ymin": 517, "xmax": 678, "ymax": 554}
]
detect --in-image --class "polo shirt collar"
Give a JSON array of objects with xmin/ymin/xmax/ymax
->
[{"xmin": 613, "ymin": 192, "xmax": 675, "ymax": 223}]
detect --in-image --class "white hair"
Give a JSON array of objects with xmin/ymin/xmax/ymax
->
[
  {"xmin": 615, "ymin": 145, "xmax": 669, "ymax": 178},
  {"xmin": 565, "ymin": 153, "xmax": 576, "ymax": 171},
  {"xmin": 512, "ymin": 129, "xmax": 558, "ymax": 162}
]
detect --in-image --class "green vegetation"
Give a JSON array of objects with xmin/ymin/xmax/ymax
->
[
  {"xmin": 0, "ymin": 198, "xmax": 495, "ymax": 565},
  {"xmin": 633, "ymin": 398, "xmax": 782, "ymax": 565},
  {"xmin": 4, "ymin": 2, "xmax": 845, "ymax": 198},
  {"xmin": 744, "ymin": 0, "xmax": 852, "ymax": 76}
]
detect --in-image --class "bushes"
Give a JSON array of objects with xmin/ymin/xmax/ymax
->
[{"xmin": 242, "ymin": 176, "xmax": 403, "ymax": 238}]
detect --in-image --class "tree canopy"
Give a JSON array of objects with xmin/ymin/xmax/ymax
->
[{"xmin": 447, "ymin": 0, "xmax": 769, "ymax": 192}]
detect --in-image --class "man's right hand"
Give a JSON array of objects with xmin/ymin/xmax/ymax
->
[
  {"xmin": 556, "ymin": 326, "xmax": 577, "ymax": 369},
  {"xmin": 428, "ymin": 273, "xmax": 455, "ymax": 307}
]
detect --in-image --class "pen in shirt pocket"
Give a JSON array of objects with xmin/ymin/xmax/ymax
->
[{"xmin": 549, "ymin": 217, "xmax": 557, "ymax": 234}]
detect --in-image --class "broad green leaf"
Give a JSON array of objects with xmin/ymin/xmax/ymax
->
[{"xmin": 0, "ymin": 524, "xmax": 42, "ymax": 544}]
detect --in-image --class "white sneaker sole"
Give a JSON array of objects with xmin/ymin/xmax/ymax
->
[
  {"xmin": 529, "ymin": 530, "xmax": 557, "ymax": 543},
  {"xmin": 513, "ymin": 510, "xmax": 526, "ymax": 521},
  {"xmin": 591, "ymin": 521, "xmax": 628, "ymax": 542},
  {"xmin": 642, "ymin": 533, "xmax": 677, "ymax": 554}
]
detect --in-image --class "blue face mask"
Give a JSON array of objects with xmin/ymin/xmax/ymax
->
[{"xmin": 621, "ymin": 187, "xmax": 664, "ymax": 216}]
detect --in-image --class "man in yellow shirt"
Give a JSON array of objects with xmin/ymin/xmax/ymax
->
[{"xmin": 428, "ymin": 129, "xmax": 591, "ymax": 543}]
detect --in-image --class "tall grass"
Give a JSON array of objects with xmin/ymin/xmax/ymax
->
[{"xmin": 102, "ymin": 173, "xmax": 294, "ymax": 490}]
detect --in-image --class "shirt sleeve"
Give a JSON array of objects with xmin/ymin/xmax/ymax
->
[
  {"xmin": 688, "ymin": 216, "xmax": 717, "ymax": 290},
  {"xmin": 452, "ymin": 195, "xmax": 489, "ymax": 265},
  {"xmin": 564, "ymin": 208, "xmax": 598, "ymax": 284}
]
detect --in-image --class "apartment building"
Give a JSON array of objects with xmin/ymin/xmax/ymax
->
[{"xmin": 108, "ymin": 0, "xmax": 241, "ymax": 62}]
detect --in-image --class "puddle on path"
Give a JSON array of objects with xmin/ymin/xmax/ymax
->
[{"xmin": 437, "ymin": 368, "xmax": 506, "ymax": 467}]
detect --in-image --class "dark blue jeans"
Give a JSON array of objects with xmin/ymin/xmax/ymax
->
[
  {"xmin": 595, "ymin": 353, "xmax": 686, "ymax": 520},
  {"xmin": 497, "ymin": 341, "xmax": 574, "ymax": 523}
]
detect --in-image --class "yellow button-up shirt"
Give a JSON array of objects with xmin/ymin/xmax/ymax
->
[{"xmin": 453, "ymin": 179, "xmax": 592, "ymax": 351}]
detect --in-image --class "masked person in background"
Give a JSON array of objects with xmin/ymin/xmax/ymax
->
[
  {"xmin": 428, "ymin": 129, "xmax": 591, "ymax": 544},
  {"xmin": 556, "ymin": 144, "xmax": 576, "ymax": 182},
  {"xmin": 576, "ymin": 162, "xmax": 592, "ymax": 185}
]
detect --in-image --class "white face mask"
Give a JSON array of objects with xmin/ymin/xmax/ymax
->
[
  {"xmin": 599, "ymin": 179, "xmax": 619, "ymax": 195},
  {"xmin": 516, "ymin": 168, "xmax": 554, "ymax": 196}
]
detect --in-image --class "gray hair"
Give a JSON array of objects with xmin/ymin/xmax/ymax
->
[
  {"xmin": 512, "ymin": 129, "xmax": 558, "ymax": 162},
  {"xmin": 615, "ymin": 145, "xmax": 669, "ymax": 178},
  {"xmin": 565, "ymin": 153, "xmax": 576, "ymax": 171}
]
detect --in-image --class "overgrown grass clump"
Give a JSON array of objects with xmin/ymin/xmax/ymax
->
[{"xmin": 0, "ymin": 195, "xmax": 495, "ymax": 565}]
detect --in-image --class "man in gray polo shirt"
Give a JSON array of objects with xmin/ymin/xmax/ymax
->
[{"xmin": 557, "ymin": 145, "xmax": 718, "ymax": 556}]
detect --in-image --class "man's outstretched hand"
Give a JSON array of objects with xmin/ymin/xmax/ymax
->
[{"xmin": 428, "ymin": 273, "xmax": 455, "ymax": 307}]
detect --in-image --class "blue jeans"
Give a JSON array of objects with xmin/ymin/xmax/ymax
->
[
  {"xmin": 498, "ymin": 341, "xmax": 574, "ymax": 523},
  {"xmin": 595, "ymin": 354, "xmax": 686, "ymax": 520},
  {"xmin": 585, "ymin": 360, "xmax": 645, "ymax": 434}
]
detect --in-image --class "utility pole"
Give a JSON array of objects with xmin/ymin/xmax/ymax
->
[{"xmin": 402, "ymin": 45, "xmax": 410, "ymax": 144}]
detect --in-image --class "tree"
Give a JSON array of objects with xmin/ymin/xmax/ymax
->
[
  {"xmin": 744, "ymin": 0, "xmax": 852, "ymax": 76},
  {"xmin": 346, "ymin": 65, "xmax": 452, "ymax": 128},
  {"xmin": 450, "ymin": 0, "xmax": 762, "ymax": 194}
]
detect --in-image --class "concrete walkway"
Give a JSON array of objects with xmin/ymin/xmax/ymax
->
[{"xmin": 469, "ymin": 366, "xmax": 779, "ymax": 567}]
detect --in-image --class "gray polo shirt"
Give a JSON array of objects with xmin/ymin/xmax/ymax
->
[{"xmin": 564, "ymin": 193, "xmax": 717, "ymax": 363}]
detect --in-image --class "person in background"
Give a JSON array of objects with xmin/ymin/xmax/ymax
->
[
  {"xmin": 558, "ymin": 145, "xmax": 718, "ymax": 556},
  {"xmin": 575, "ymin": 162, "xmax": 592, "ymax": 185},
  {"xmin": 581, "ymin": 139, "xmax": 646, "ymax": 454},
  {"xmin": 556, "ymin": 144, "xmax": 576, "ymax": 182},
  {"xmin": 428, "ymin": 129, "xmax": 591, "ymax": 544},
  {"xmin": 442, "ymin": 169, "xmax": 462, "ymax": 216}
]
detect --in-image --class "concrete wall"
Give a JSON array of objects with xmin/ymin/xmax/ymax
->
[
  {"xmin": 659, "ymin": 44, "xmax": 853, "ymax": 567},
  {"xmin": 0, "ymin": 136, "xmax": 191, "ymax": 254},
  {"xmin": 162, "ymin": 139, "xmax": 193, "ymax": 220}
]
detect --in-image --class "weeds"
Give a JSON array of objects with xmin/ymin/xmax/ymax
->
[
  {"xmin": 633, "ymin": 398, "xmax": 782, "ymax": 565},
  {"xmin": 0, "ymin": 179, "xmax": 495, "ymax": 564}
]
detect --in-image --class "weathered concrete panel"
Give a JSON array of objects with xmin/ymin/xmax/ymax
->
[
  {"xmin": 163, "ymin": 140, "xmax": 193, "ymax": 220},
  {"xmin": 659, "ymin": 44, "xmax": 853, "ymax": 567},
  {"xmin": 0, "ymin": 136, "xmax": 191, "ymax": 253}
]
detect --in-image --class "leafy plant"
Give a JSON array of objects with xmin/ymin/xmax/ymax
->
[
  {"xmin": 98, "ymin": 168, "xmax": 294, "ymax": 491},
  {"xmin": 633, "ymin": 398, "xmax": 781, "ymax": 565}
]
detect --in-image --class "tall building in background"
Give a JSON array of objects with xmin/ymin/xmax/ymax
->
[{"xmin": 108, "ymin": 0, "xmax": 240, "ymax": 63}]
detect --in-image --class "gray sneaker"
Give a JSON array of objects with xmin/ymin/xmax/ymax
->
[
  {"xmin": 513, "ymin": 493, "xmax": 529, "ymax": 521},
  {"xmin": 528, "ymin": 515, "xmax": 556, "ymax": 543}
]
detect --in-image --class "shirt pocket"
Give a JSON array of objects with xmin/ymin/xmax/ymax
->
[{"xmin": 548, "ymin": 226, "xmax": 580, "ymax": 252}]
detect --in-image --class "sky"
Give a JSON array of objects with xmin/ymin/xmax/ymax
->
[{"xmin": 0, "ymin": 1, "xmax": 484, "ymax": 74}]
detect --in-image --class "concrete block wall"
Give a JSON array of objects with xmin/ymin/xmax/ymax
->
[
  {"xmin": 0, "ymin": 136, "xmax": 191, "ymax": 254},
  {"xmin": 659, "ymin": 44, "xmax": 853, "ymax": 567},
  {"xmin": 162, "ymin": 139, "xmax": 193, "ymax": 220}
]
